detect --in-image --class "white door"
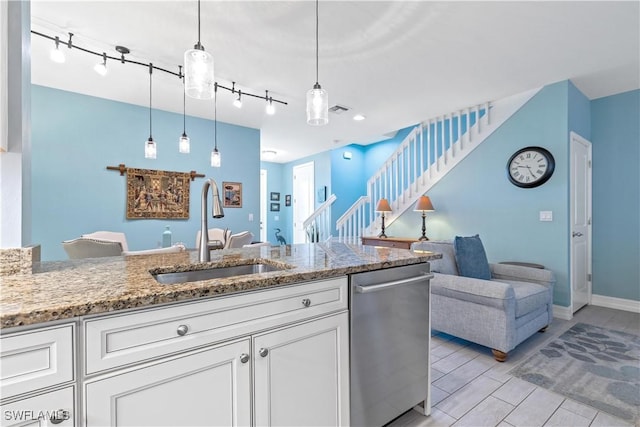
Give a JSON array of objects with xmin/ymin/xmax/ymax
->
[
  {"xmin": 292, "ymin": 161, "xmax": 315, "ymax": 244},
  {"xmin": 260, "ymin": 169, "xmax": 267, "ymax": 242},
  {"xmin": 85, "ymin": 340, "xmax": 251, "ymax": 427},
  {"xmin": 570, "ymin": 132, "xmax": 592, "ymax": 313},
  {"xmin": 253, "ymin": 313, "xmax": 350, "ymax": 427}
]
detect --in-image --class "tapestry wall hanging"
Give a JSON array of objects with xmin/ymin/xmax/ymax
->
[
  {"xmin": 223, "ymin": 182, "xmax": 242, "ymax": 208},
  {"xmin": 126, "ymin": 168, "xmax": 190, "ymax": 219}
]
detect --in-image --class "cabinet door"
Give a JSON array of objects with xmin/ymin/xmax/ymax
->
[
  {"xmin": 1, "ymin": 386, "xmax": 74, "ymax": 427},
  {"xmin": 85, "ymin": 340, "xmax": 250, "ymax": 427},
  {"xmin": 253, "ymin": 312, "xmax": 349, "ymax": 427}
]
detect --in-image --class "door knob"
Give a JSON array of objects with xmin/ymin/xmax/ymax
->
[
  {"xmin": 259, "ymin": 348, "xmax": 269, "ymax": 357},
  {"xmin": 572, "ymin": 231, "xmax": 583, "ymax": 237},
  {"xmin": 240, "ymin": 353, "xmax": 250, "ymax": 364}
]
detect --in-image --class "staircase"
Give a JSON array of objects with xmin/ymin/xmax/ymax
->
[
  {"xmin": 336, "ymin": 88, "xmax": 541, "ymax": 239},
  {"xmin": 302, "ymin": 194, "xmax": 337, "ymax": 242}
]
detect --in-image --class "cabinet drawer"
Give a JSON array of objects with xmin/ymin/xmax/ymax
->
[
  {"xmin": 84, "ymin": 277, "xmax": 347, "ymax": 375},
  {"xmin": 0, "ymin": 386, "xmax": 75, "ymax": 427},
  {"xmin": 0, "ymin": 324, "xmax": 74, "ymax": 399}
]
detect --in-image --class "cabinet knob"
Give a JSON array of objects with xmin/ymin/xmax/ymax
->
[
  {"xmin": 240, "ymin": 353, "xmax": 250, "ymax": 364},
  {"xmin": 259, "ymin": 348, "xmax": 269, "ymax": 357},
  {"xmin": 49, "ymin": 409, "xmax": 70, "ymax": 424},
  {"xmin": 176, "ymin": 325, "xmax": 189, "ymax": 336},
  {"xmin": 302, "ymin": 298, "xmax": 311, "ymax": 307}
]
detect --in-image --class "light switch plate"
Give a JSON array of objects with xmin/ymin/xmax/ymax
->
[
  {"xmin": 540, "ymin": 211, "xmax": 553, "ymax": 221},
  {"xmin": 248, "ymin": 213, "xmax": 254, "ymax": 221}
]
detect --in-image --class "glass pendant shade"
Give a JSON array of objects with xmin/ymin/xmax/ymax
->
[
  {"xmin": 94, "ymin": 62, "xmax": 107, "ymax": 76},
  {"xmin": 145, "ymin": 138, "xmax": 157, "ymax": 159},
  {"xmin": 211, "ymin": 148, "xmax": 221, "ymax": 167},
  {"xmin": 306, "ymin": 83, "xmax": 328, "ymax": 126},
  {"xmin": 184, "ymin": 47, "xmax": 214, "ymax": 100},
  {"xmin": 179, "ymin": 133, "xmax": 190, "ymax": 154},
  {"xmin": 266, "ymin": 101, "xmax": 276, "ymax": 115}
]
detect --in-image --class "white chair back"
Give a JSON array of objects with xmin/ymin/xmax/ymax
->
[
  {"xmin": 82, "ymin": 231, "xmax": 129, "ymax": 251},
  {"xmin": 195, "ymin": 228, "xmax": 231, "ymax": 249},
  {"xmin": 62, "ymin": 238, "xmax": 123, "ymax": 259},
  {"xmin": 225, "ymin": 231, "xmax": 254, "ymax": 249}
]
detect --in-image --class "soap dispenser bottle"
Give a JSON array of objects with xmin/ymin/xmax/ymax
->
[{"xmin": 162, "ymin": 225, "xmax": 172, "ymax": 248}]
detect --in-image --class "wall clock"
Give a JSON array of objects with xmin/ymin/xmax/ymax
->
[{"xmin": 506, "ymin": 146, "xmax": 555, "ymax": 188}]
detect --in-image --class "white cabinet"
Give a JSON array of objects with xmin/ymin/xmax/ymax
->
[
  {"xmin": 253, "ymin": 312, "xmax": 350, "ymax": 427},
  {"xmin": 83, "ymin": 277, "xmax": 349, "ymax": 427},
  {"xmin": 1, "ymin": 386, "xmax": 74, "ymax": 427},
  {"xmin": 85, "ymin": 339, "xmax": 251, "ymax": 427}
]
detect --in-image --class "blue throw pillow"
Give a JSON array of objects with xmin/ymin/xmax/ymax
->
[{"xmin": 453, "ymin": 235, "xmax": 491, "ymax": 280}]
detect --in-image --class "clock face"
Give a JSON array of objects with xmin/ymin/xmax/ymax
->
[{"xmin": 507, "ymin": 147, "xmax": 555, "ymax": 188}]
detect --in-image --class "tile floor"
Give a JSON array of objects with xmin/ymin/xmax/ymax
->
[{"xmin": 387, "ymin": 305, "xmax": 640, "ymax": 427}]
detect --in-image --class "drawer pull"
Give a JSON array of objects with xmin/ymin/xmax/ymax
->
[
  {"xmin": 176, "ymin": 325, "xmax": 189, "ymax": 336},
  {"xmin": 259, "ymin": 348, "xmax": 269, "ymax": 357},
  {"xmin": 302, "ymin": 298, "xmax": 311, "ymax": 307},
  {"xmin": 49, "ymin": 409, "xmax": 70, "ymax": 424},
  {"xmin": 240, "ymin": 353, "xmax": 250, "ymax": 364}
]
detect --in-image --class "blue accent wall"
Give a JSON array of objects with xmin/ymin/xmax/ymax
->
[
  {"xmin": 32, "ymin": 85, "xmax": 261, "ymax": 261},
  {"xmin": 390, "ymin": 82, "xmax": 574, "ymax": 306},
  {"xmin": 591, "ymin": 90, "xmax": 640, "ymax": 301},
  {"xmin": 260, "ymin": 161, "xmax": 285, "ymax": 245}
]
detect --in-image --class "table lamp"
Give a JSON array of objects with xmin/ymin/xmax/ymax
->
[
  {"xmin": 414, "ymin": 196, "xmax": 435, "ymax": 241},
  {"xmin": 376, "ymin": 198, "xmax": 392, "ymax": 238}
]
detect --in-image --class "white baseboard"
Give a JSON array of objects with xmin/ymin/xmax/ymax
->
[
  {"xmin": 591, "ymin": 294, "xmax": 640, "ymax": 313},
  {"xmin": 553, "ymin": 304, "xmax": 573, "ymax": 320}
]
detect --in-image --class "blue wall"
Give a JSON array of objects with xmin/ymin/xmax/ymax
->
[
  {"xmin": 32, "ymin": 85, "xmax": 261, "ymax": 261},
  {"xmin": 591, "ymin": 90, "xmax": 640, "ymax": 301},
  {"xmin": 260, "ymin": 161, "xmax": 286, "ymax": 245}
]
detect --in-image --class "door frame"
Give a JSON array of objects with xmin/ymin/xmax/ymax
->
[
  {"xmin": 569, "ymin": 131, "xmax": 593, "ymax": 313},
  {"xmin": 292, "ymin": 161, "xmax": 315, "ymax": 244}
]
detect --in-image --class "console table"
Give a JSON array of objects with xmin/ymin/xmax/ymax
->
[{"xmin": 361, "ymin": 236, "xmax": 420, "ymax": 250}]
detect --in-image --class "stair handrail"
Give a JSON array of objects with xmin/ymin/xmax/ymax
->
[{"xmin": 302, "ymin": 193, "xmax": 336, "ymax": 242}]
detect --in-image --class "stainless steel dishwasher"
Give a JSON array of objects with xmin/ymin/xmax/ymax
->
[{"xmin": 349, "ymin": 263, "xmax": 433, "ymax": 427}]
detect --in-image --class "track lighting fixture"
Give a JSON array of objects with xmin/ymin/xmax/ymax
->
[
  {"xmin": 306, "ymin": 0, "xmax": 328, "ymax": 126},
  {"xmin": 184, "ymin": 0, "xmax": 214, "ymax": 100},
  {"xmin": 144, "ymin": 64, "xmax": 157, "ymax": 159},
  {"xmin": 50, "ymin": 36, "xmax": 65, "ymax": 63},
  {"xmin": 211, "ymin": 84, "xmax": 221, "ymax": 168},
  {"xmin": 178, "ymin": 66, "xmax": 190, "ymax": 154},
  {"xmin": 233, "ymin": 91, "xmax": 243, "ymax": 109},
  {"xmin": 94, "ymin": 52, "xmax": 108, "ymax": 76},
  {"xmin": 265, "ymin": 91, "xmax": 275, "ymax": 115}
]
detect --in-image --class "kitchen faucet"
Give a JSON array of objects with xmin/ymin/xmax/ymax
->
[{"xmin": 199, "ymin": 178, "xmax": 225, "ymax": 262}]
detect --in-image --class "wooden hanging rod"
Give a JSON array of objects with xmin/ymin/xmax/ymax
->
[{"xmin": 106, "ymin": 163, "xmax": 205, "ymax": 181}]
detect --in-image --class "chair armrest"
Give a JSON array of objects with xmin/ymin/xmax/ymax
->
[
  {"xmin": 490, "ymin": 263, "xmax": 555, "ymax": 287},
  {"xmin": 123, "ymin": 244, "xmax": 186, "ymax": 256},
  {"xmin": 430, "ymin": 273, "xmax": 515, "ymax": 310}
]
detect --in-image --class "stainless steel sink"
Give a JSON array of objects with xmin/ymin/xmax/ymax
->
[{"xmin": 152, "ymin": 263, "xmax": 286, "ymax": 285}]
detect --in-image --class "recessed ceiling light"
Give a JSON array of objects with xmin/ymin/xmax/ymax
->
[{"xmin": 353, "ymin": 114, "xmax": 366, "ymax": 121}]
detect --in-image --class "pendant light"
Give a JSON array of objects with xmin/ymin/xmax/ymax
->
[
  {"xmin": 211, "ymin": 83, "xmax": 221, "ymax": 167},
  {"xmin": 178, "ymin": 66, "xmax": 190, "ymax": 154},
  {"xmin": 306, "ymin": 0, "xmax": 328, "ymax": 126},
  {"xmin": 184, "ymin": 0, "xmax": 214, "ymax": 100},
  {"xmin": 144, "ymin": 64, "xmax": 157, "ymax": 159},
  {"xmin": 94, "ymin": 52, "xmax": 108, "ymax": 76}
]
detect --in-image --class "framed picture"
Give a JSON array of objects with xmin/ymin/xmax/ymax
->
[
  {"xmin": 223, "ymin": 182, "xmax": 242, "ymax": 208},
  {"xmin": 285, "ymin": 194, "xmax": 291, "ymax": 206},
  {"xmin": 270, "ymin": 192, "xmax": 280, "ymax": 201},
  {"xmin": 270, "ymin": 202, "xmax": 280, "ymax": 212}
]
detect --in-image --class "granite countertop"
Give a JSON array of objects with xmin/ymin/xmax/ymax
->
[{"xmin": 0, "ymin": 240, "xmax": 440, "ymax": 329}]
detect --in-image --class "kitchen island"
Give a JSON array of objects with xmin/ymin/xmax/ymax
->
[{"xmin": 0, "ymin": 241, "xmax": 440, "ymax": 426}]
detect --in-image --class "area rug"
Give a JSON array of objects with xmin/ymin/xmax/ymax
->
[{"xmin": 510, "ymin": 323, "xmax": 640, "ymax": 425}]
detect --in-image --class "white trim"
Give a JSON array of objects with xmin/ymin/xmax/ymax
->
[
  {"xmin": 553, "ymin": 305, "xmax": 573, "ymax": 320},
  {"xmin": 591, "ymin": 294, "xmax": 640, "ymax": 313}
]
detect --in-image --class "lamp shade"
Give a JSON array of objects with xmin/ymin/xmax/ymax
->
[
  {"xmin": 414, "ymin": 196, "xmax": 434, "ymax": 212},
  {"xmin": 376, "ymin": 198, "xmax": 392, "ymax": 213}
]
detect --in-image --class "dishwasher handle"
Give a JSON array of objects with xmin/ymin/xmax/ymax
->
[{"xmin": 355, "ymin": 272, "xmax": 434, "ymax": 294}]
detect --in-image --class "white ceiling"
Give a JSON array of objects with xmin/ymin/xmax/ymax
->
[{"xmin": 30, "ymin": 1, "xmax": 640, "ymax": 163}]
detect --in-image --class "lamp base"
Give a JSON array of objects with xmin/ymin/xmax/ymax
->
[
  {"xmin": 418, "ymin": 236, "xmax": 429, "ymax": 241},
  {"xmin": 378, "ymin": 232, "xmax": 388, "ymax": 238}
]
